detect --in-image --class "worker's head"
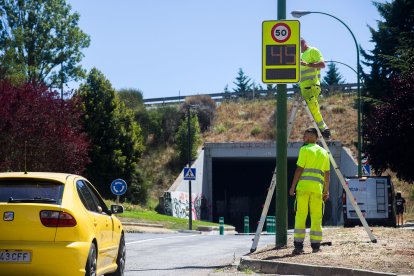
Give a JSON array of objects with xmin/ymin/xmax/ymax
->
[
  {"xmin": 304, "ymin": 127, "xmax": 318, "ymax": 143},
  {"xmin": 300, "ymin": 38, "xmax": 308, "ymax": 53},
  {"xmin": 396, "ymin": 191, "xmax": 402, "ymax": 198}
]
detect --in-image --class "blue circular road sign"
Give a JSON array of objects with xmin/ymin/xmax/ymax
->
[{"xmin": 110, "ymin": 179, "xmax": 127, "ymax": 196}]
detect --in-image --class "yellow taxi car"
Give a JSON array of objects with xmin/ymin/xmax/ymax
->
[{"xmin": 0, "ymin": 172, "xmax": 125, "ymax": 276}]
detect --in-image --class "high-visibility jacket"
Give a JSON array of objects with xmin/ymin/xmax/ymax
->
[
  {"xmin": 300, "ymin": 47, "xmax": 324, "ymax": 89},
  {"xmin": 296, "ymin": 143, "xmax": 330, "ymax": 194}
]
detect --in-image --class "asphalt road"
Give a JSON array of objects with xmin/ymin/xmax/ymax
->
[{"xmin": 123, "ymin": 232, "xmax": 277, "ymax": 276}]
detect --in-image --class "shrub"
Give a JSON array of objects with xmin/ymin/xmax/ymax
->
[
  {"xmin": 0, "ymin": 80, "xmax": 90, "ymax": 173},
  {"xmin": 175, "ymin": 112, "xmax": 202, "ymax": 165},
  {"xmin": 214, "ymin": 123, "xmax": 227, "ymax": 134},
  {"xmin": 181, "ymin": 95, "xmax": 216, "ymax": 132},
  {"xmin": 251, "ymin": 126, "xmax": 262, "ymax": 136}
]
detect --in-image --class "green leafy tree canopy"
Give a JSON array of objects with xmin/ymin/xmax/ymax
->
[
  {"xmin": 175, "ymin": 112, "xmax": 201, "ymax": 166},
  {"xmin": 75, "ymin": 68, "xmax": 145, "ymax": 202},
  {"xmin": 0, "ymin": 0, "xmax": 90, "ymax": 86}
]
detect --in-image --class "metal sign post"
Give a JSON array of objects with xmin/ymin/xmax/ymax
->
[
  {"xmin": 262, "ymin": 15, "xmax": 300, "ymax": 248},
  {"xmin": 184, "ymin": 167, "xmax": 196, "ymax": 230}
]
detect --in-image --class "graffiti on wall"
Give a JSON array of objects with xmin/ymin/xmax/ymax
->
[{"xmin": 164, "ymin": 191, "xmax": 212, "ymax": 220}]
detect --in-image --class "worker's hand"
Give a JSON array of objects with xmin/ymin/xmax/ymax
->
[
  {"xmin": 300, "ymin": 61, "xmax": 307, "ymax": 66},
  {"xmin": 323, "ymin": 192, "xmax": 329, "ymax": 201},
  {"xmin": 289, "ymin": 186, "xmax": 296, "ymax": 197}
]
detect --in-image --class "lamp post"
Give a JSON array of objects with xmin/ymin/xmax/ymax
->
[
  {"xmin": 326, "ymin": 60, "xmax": 357, "ymax": 76},
  {"xmin": 186, "ymin": 104, "xmax": 198, "ymax": 230},
  {"xmin": 187, "ymin": 105, "xmax": 193, "ymax": 230},
  {"xmin": 291, "ymin": 10, "xmax": 363, "ymax": 177}
]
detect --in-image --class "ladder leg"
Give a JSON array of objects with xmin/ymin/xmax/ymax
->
[
  {"xmin": 250, "ymin": 172, "xmax": 277, "ymax": 252},
  {"xmin": 301, "ymin": 99, "xmax": 377, "ymax": 243},
  {"xmin": 250, "ymin": 98, "xmax": 301, "ymax": 252}
]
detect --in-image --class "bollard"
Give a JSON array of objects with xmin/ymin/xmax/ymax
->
[
  {"xmin": 244, "ymin": 216, "xmax": 250, "ymax": 234},
  {"xmin": 266, "ymin": 216, "xmax": 271, "ymax": 233},
  {"xmin": 219, "ymin": 217, "xmax": 224, "ymax": 235},
  {"xmin": 267, "ymin": 216, "xmax": 276, "ymax": 233},
  {"xmin": 271, "ymin": 216, "xmax": 276, "ymax": 233}
]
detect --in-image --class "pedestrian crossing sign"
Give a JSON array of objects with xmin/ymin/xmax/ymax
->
[
  {"xmin": 362, "ymin": 164, "xmax": 371, "ymax": 176},
  {"xmin": 184, "ymin": 168, "xmax": 196, "ymax": 180}
]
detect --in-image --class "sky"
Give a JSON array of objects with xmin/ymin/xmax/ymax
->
[{"xmin": 66, "ymin": 0, "xmax": 386, "ymax": 99}]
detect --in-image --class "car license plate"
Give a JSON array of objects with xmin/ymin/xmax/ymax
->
[{"xmin": 0, "ymin": 250, "xmax": 31, "ymax": 262}]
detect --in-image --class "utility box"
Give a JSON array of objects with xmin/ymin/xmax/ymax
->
[{"xmin": 343, "ymin": 176, "xmax": 396, "ymax": 227}]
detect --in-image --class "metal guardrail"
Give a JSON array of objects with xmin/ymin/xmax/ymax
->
[{"xmin": 143, "ymin": 83, "xmax": 358, "ymax": 107}]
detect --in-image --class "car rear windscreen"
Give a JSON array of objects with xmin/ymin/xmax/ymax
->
[{"xmin": 0, "ymin": 179, "xmax": 64, "ymax": 204}]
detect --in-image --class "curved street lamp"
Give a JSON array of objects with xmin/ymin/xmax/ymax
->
[
  {"xmin": 291, "ymin": 10, "xmax": 363, "ymax": 177},
  {"xmin": 326, "ymin": 60, "xmax": 357, "ymax": 76}
]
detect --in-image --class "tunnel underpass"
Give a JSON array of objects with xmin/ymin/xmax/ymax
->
[
  {"xmin": 212, "ymin": 157, "xmax": 297, "ymax": 232},
  {"xmin": 166, "ymin": 141, "xmax": 350, "ymax": 229}
]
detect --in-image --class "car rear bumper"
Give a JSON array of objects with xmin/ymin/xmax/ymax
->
[{"xmin": 0, "ymin": 240, "xmax": 90, "ymax": 276}]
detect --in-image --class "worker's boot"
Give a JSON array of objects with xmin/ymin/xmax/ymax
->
[
  {"xmin": 322, "ymin": 128, "xmax": 331, "ymax": 139},
  {"xmin": 292, "ymin": 242, "xmax": 304, "ymax": 255},
  {"xmin": 311, "ymin": 244, "xmax": 320, "ymax": 253}
]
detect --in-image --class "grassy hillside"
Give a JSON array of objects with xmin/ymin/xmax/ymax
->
[{"xmin": 204, "ymin": 93, "xmax": 358, "ymax": 148}]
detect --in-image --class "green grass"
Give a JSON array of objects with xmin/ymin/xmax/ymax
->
[
  {"xmin": 119, "ymin": 210, "xmax": 224, "ymax": 230},
  {"xmin": 105, "ymin": 199, "xmax": 227, "ymax": 230}
]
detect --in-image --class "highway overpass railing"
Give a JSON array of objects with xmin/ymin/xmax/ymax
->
[{"xmin": 143, "ymin": 83, "xmax": 358, "ymax": 107}]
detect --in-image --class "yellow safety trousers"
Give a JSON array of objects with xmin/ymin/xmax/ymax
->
[
  {"xmin": 294, "ymin": 190, "xmax": 324, "ymax": 245},
  {"xmin": 300, "ymin": 85, "xmax": 328, "ymax": 131}
]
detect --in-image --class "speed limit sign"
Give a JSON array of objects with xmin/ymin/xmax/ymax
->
[
  {"xmin": 262, "ymin": 20, "xmax": 300, "ymax": 83},
  {"xmin": 271, "ymin": 23, "xmax": 291, "ymax": 43}
]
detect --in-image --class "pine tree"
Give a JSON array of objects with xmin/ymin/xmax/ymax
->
[
  {"xmin": 361, "ymin": 0, "xmax": 414, "ymax": 100},
  {"xmin": 233, "ymin": 68, "xmax": 252, "ymax": 97},
  {"xmin": 362, "ymin": 0, "xmax": 414, "ymax": 182},
  {"xmin": 322, "ymin": 62, "xmax": 345, "ymax": 85}
]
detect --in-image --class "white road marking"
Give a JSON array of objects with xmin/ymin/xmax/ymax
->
[{"xmin": 126, "ymin": 234, "xmax": 200, "ymax": 245}]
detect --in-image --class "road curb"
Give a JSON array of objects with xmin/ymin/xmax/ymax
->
[
  {"xmin": 239, "ymin": 256, "xmax": 397, "ymax": 276},
  {"xmin": 121, "ymin": 221, "xmax": 164, "ymax": 228}
]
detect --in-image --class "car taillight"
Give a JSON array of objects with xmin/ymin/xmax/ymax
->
[{"xmin": 40, "ymin": 210, "xmax": 77, "ymax": 227}]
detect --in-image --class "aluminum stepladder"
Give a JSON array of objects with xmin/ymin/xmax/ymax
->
[{"xmin": 250, "ymin": 95, "xmax": 377, "ymax": 253}]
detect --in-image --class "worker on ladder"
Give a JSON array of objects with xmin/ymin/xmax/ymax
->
[
  {"xmin": 289, "ymin": 128, "xmax": 330, "ymax": 254},
  {"xmin": 300, "ymin": 38, "xmax": 331, "ymax": 139}
]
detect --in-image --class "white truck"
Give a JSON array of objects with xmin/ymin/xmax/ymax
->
[{"xmin": 343, "ymin": 176, "xmax": 396, "ymax": 227}]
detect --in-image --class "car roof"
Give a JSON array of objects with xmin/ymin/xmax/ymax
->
[{"xmin": 0, "ymin": 172, "xmax": 78, "ymax": 184}]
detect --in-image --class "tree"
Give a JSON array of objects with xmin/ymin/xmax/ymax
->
[
  {"xmin": 175, "ymin": 112, "xmax": 201, "ymax": 165},
  {"xmin": 181, "ymin": 95, "xmax": 216, "ymax": 132},
  {"xmin": 118, "ymin": 88, "xmax": 151, "ymax": 142},
  {"xmin": 75, "ymin": 68, "xmax": 145, "ymax": 202},
  {"xmin": 233, "ymin": 68, "xmax": 252, "ymax": 97},
  {"xmin": 361, "ymin": 0, "xmax": 414, "ymax": 100},
  {"xmin": 361, "ymin": 0, "xmax": 414, "ymax": 182},
  {"xmin": 117, "ymin": 88, "xmax": 144, "ymax": 110},
  {"xmin": 322, "ymin": 62, "xmax": 345, "ymax": 85},
  {"xmin": 364, "ymin": 74, "xmax": 414, "ymax": 182},
  {"xmin": 0, "ymin": 0, "xmax": 90, "ymax": 86},
  {"xmin": 0, "ymin": 80, "xmax": 89, "ymax": 173}
]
